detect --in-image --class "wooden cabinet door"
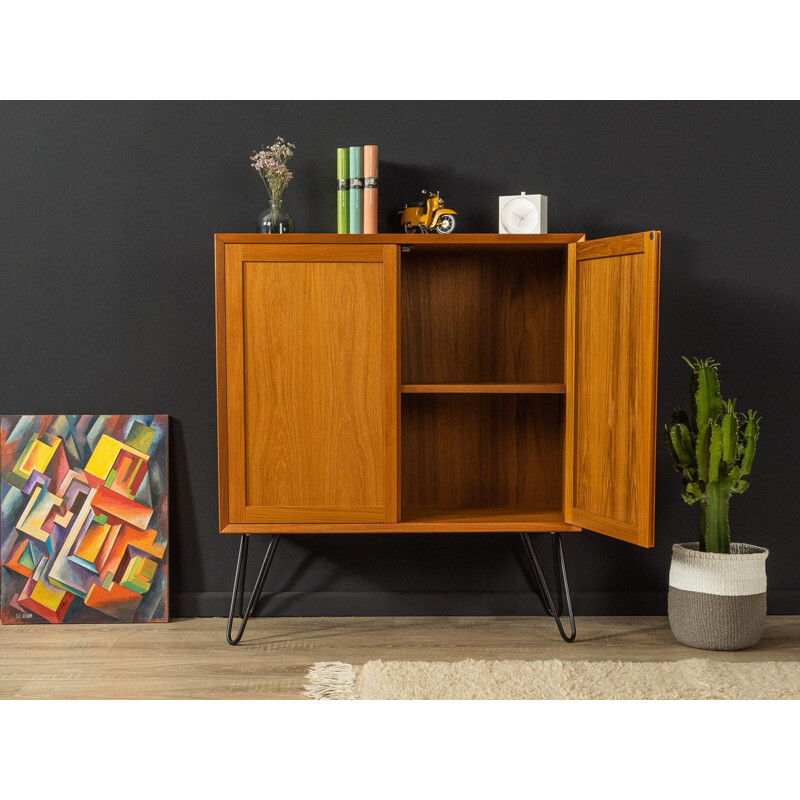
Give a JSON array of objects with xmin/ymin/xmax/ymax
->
[
  {"xmin": 217, "ymin": 243, "xmax": 398, "ymax": 527},
  {"xmin": 564, "ymin": 232, "xmax": 660, "ymax": 547}
]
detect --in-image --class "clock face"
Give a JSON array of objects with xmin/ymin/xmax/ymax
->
[{"xmin": 501, "ymin": 196, "xmax": 539, "ymax": 234}]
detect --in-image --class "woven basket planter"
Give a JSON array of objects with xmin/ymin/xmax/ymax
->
[{"xmin": 668, "ymin": 542, "xmax": 768, "ymax": 651}]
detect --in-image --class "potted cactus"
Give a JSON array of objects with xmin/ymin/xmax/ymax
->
[{"xmin": 664, "ymin": 357, "xmax": 766, "ymax": 650}]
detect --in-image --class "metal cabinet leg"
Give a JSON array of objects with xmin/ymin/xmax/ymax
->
[
  {"xmin": 519, "ymin": 531, "xmax": 577, "ymax": 643},
  {"xmin": 226, "ymin": 534, "xmax": 282, "ymax": 645},
  {"xmin": 226, "ymin": 531, "xmax": 573, "ymax": 644}
]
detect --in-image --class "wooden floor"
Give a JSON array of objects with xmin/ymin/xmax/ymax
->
[{"xmin": 2, "ymin": 616, "xmax": 800, "ymax": 699}]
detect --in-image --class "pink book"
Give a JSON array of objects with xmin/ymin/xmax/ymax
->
[{"xmin": 363, "ymin": 145, "xmax": 378, "ymax": 234}]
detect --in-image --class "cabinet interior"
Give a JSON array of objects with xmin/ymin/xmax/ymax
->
[
  {"xmin": 401, "ymin": 246, "xmax": 566, "ymax": 384},
  {"xmin": 399, "ymin": 245, "xmax": 568, "ymax": 522},
  {"xmin": 401, "ymin": 393, "xmax": 564, "ymax": 520}
]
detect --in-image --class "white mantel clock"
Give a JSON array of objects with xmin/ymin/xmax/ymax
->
[{"xmin": 499, "ymin": 193, "xmax": 548, "ymax": 234}]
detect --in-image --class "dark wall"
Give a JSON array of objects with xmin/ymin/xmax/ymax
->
[{"xmin": 2, "ymin": 101, "xmax": 798, "ymax": 616}]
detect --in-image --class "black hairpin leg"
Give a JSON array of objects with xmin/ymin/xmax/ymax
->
[
  {"xmin": 519, "ymin": 531, "xmax": 577, "ymax": 643},
  {"xmin": 226, "ymin": 534, "xmax": 281, "ymax": 645}
]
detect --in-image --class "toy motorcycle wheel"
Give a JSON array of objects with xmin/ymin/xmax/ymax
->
[
  {"xmin": 403, "ymin": 222, "xmax": 415, "ymax": 233},
  {"xmin": 435, "ymin": 214, "xmax": 456, "ymax": 234}
]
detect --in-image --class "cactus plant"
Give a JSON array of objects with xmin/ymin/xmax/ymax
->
[{"xmin": 664, "ymin": 357, "xmax": 761, "ymax": 553}]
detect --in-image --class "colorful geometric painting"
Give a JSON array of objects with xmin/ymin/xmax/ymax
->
[{"xmin": 1, "ymin": 415, "xmax": 168, "ymax": 624}]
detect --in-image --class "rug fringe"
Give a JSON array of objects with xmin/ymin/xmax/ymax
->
[{"xmin": 304, "ymin": 661, "xmax": 358, "ymax": 700}]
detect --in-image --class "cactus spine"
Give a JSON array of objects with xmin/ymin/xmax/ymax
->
[{"xmin": 664, "ymin": 357, "xmax": 761, "ymax": 553}]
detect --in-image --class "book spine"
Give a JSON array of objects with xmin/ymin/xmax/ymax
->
[
  {"xmin": 348, "ymin": 146, "xmax": 363, "ymax": 234},
  {"xmin": 337, "ymin": 147, "xmax": 349, "ymax": 234},
  {"xmin": 363, "ymin": 145, "xmax": 378, "ymax": 234}
]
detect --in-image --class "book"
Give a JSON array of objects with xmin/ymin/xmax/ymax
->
[
  {"xmin": 348, "ymin": 146, "xmax": 363, "ymax": 234},
  {"xmin": 337, "ymin": 147, "xmax": 349, "ymax": 234},
  {"xmin": 363, "ymin": 145, "xmax": 378, "ymax": 234}
]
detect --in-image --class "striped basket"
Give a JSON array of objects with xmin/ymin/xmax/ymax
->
[{"xmin": 668, "ymin": 542, "xmax": 768, "ymax": 651}]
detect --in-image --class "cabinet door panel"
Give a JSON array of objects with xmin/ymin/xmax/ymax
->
[
  {"xmin": 565, "ymin": 232, "xmax": 660, "ymax": 547},
  {"xmin": 218, "ymin": 244, "xmax": 397, "ymax": 526}
]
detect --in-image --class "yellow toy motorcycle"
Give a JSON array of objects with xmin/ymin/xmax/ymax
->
[{"xmin": 399, "ymin": 189, "xmax": 457, "ymax": 234}]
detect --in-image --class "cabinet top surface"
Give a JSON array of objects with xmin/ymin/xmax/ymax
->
[{"xmin": 215, "ymin": 233, "xmax": 586, "ymax": 246}]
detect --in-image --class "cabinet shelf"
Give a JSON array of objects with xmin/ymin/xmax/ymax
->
[
  {"xmin": 401, "ymin": 507, "xmax": 565, "ymax": 525},
  {"xmin": 401, "ymin": 383, "xmax": 566, "ymax": 394}
]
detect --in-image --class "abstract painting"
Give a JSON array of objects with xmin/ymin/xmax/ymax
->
[{"xmin": 1, "ymin": 415, "xmax": 168, "ymax": 624}]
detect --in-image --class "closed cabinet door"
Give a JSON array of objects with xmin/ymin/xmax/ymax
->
[
  {"xmin": 564, "ymin": 231, "xmax": 661, "ymax": 547},
  {"xmin": 217, "ymin": 243, "xmax": 398, "ymax": 525}
]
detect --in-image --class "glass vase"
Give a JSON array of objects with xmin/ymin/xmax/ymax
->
[{"xmin": 258, "ymin": 199, "xmax": 295, "ymax": 233}]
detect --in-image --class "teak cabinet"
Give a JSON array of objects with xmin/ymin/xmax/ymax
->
[{"xmin": 215, "ymin": 232, "xmax": 660, "ymax": 548}]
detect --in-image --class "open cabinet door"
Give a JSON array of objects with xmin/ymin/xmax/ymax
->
[{"xmin": 564, "ymin": 232, "xmax": 661, "ymax": 547}]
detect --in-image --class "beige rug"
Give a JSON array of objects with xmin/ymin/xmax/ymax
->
[{"xmin": 304, "ymin": 658, "xmax": 800, "ymax": 700}]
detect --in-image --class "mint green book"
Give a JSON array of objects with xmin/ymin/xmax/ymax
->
[
  {"xmin": 337, "ymin": 147, "xmax": 349, "ymax": 234},
  {"xmin": 348, "ymin": 146, "xmax": 363, "ymax": 234}
]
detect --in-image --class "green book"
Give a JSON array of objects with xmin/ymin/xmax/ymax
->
[
  {"xmin": 348, "ymin": 146, "xmax": 363, "ymax": 234},
  {"xmin": 337, "ymin": 147, "xmax": 349, "ymax": 234}
]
